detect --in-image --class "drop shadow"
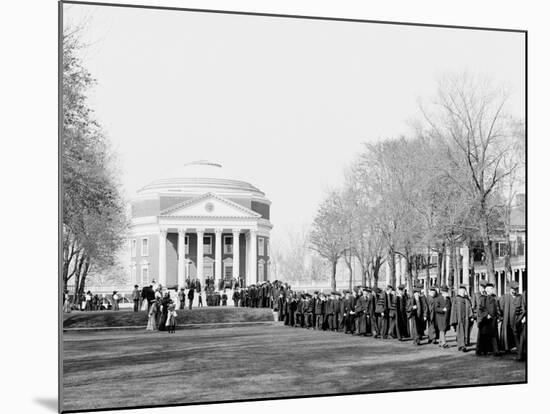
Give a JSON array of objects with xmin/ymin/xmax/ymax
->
[{"xmin": 34, "ymin": 397, "xmax": 58, "ymax": 412}]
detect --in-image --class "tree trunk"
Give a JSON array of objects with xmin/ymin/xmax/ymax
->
[
  {"xmin": 331, "ymin": 260, "xmax": 337, "ymax": 292},
  {"xmin": 388, "ymin": 250, "xmax": 396, "ymax": 288},
  {"xmin": 78, "ymin": 257, "xmax": 91, "ymax": 299},
  {"xmin": 479, "ymin": 202, "xmax": 496, "ymax": 283},
  {"xmin": 449, "ymin": 238, "xmax": 456, "ymax": 292},
  {"xmin": 373, "ymin": 258, "xmax": 381, "ymax": 288},
  {"xmin": 425, "ymin": 245, "xmax": 431, "ymax": 288},
  {"xmin": 437, "ymin": 246, "xmax": 443, "ymax": 287}
]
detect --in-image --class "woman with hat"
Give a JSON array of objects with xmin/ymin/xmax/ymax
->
[{"xmin": 146, "ymin": 298, "xmax": 160, "ymax": 331}]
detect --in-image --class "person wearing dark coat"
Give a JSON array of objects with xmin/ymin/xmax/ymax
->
[
  {"xmin": 187, "ymin": 287, "xmax": 195, "ymax": 310},
  {"xmin": 282, "ymin": 295, "xmax": 291, "ymax": 326},
  {"xmin": 158, "ymin": 294, "xmax": 171, "ymax": 331},
  {"xmin": 333, "ymin": 292, "xmax": 342, "ymax": 332},
  {"xmin": 294, "ymin": 295, "xmax": 304, "ymax": 328},
  {"xmin": 315, "ymin": 294, "xmax": 326, "ymax": 330},
  {"xmin": 451, "ymin": 284, "xmax": 473, "ymax": 352},
  {"xmin": 289, "ymin": 293, "xmax": 297, "ymax": 327},
  {"xmin": 354, "ymin": 289, "xmax": 369, "ymax": 335},
  {"xmin": 407, "ymin": 287, "xmax": 428, "ymax": 345},
  {"xmin": 426, "ymin": 287, "xmax": 439, "ymax": 344},
  {"xmin": 516, "ymin": 290, "xmax": 527, "ymax": 362},
  {"xmin": 341, "ymin": 291, "xmax": 354, "ymax": 334},
  {"xmin": 277, "ymin": 293, "xmax": 285, "ymax": 322},
  {"xmin": 394, "ymin": 285, "xmax": 408, "ymax": 340},
  {"xmin": 375, "ymin": 286, "xmax": 392, "ymax": 338},
  {"xmin": 434, "ymin": 285, "xmax": 452, "ymax": 348},
  {"xmin": 476, "ymin": 282, "xmax": 501, "ymax": 356},
  {"xmin": 370, "ymin": 288, "xmax": 381, "ymax": 337},
  {"xmin": 232, "ymin": 289, "xmax": 240, "ymax": 307},
  {"xmin": 325, "ymin": 293, "xmax": 336, "ymax": 331},
  {"xmin": 499, "ymin": 281, "xmax": 523, "ymax": 353},
  {"xmin": 304, "ymin": 294, "xmax": 314, "ymax": 329},
  {"xmin": 470, "ymin": 279, "xmax": 486, "ymax": 341}
]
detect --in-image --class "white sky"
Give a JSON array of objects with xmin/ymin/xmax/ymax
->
[{"xmin": 64, "ymin": 4, "xmax": 525, "ymax": 246}]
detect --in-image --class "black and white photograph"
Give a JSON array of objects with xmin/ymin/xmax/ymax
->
[{"xmin": 56, "ymin": 0, "xmax": 529, "ymax": 412}]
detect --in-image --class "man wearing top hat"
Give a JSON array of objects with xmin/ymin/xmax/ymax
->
[
  {"xmin": 387, "ymin": 285, "xmax": 398, "ymax": 339},
  {"xmin": 304, "ymin": 294, "xmax": 314, "ymax": 329},
  {"xmin": 314, "ymin": 293, "xmax": 326, "ymax": 330},
  {"xmin": 499, "ymin": 280, "xmax": 523, "ymax": 353},
  {"xmin": 451, "ymin": 284, "xmax": 473, "ymax": 352},
  {"xmin": 475, "ymin": 282, "xmax": 501, "ymax": 356}
]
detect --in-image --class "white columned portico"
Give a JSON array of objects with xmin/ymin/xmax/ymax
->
[
  {"xmin": 215, "ymin": 228, "xmax": 222, "ymax": 285},
  {"xmin": 250, "ymin": 229, "xmax": 258, "ymax": 284},
  {"xmin": 158, "ymin": 228, "xmax": 167, "ymax": 287},
  {"xmin": 196, "ymin": 228, "xmax": 205, "ymax": 285},
  {"xmin": 177, "ymin": 228, "xmax": 186, "ymax": 289},
  {"xmin": 232, "ymin": 229, "xmax": 240, "ymax": 283}
]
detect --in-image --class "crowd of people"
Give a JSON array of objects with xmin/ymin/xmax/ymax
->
[
  {"xmin": 272, "ymin": 279, "xmax": 526, "ymax": 361},
  {"xmin": 65, "ymin": 277, "xmax": 527, "ymax": 361}
]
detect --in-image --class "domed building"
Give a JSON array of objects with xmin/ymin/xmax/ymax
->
[{"xmin": 128, "ymin": 161, "xmax": 273, "ymax": 290}]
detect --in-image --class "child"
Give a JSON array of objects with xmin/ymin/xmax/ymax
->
[{"xmin": 166, "ymin": 303, "xmax": 178, "ymax": 333}]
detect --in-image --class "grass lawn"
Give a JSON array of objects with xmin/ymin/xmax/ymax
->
[
  {"xmin": 62, "ymin": 324, "xmax": 526, "ymax": 412},
  {"xmin": 63, "ymin": 307, "xmax": 274, "ymax": 328}
]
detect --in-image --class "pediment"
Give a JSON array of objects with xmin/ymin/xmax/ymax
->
[{"xmin": 160, "ymin": 192, "xmax": 261, "ymax": 218}]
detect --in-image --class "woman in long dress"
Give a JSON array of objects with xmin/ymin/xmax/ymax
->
[{"xmin": 146, "ymin": 300, "xmax": 159, "ymax": 331}]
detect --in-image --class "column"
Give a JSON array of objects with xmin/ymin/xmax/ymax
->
[
  {"xmin": 519, "ymin": 268, "xmax": 524, "ymax": 293},
  {"xmin": 177, "ymin": 228, "xmax": 186, "ymax": 289},
  {"xmin": 250, "ymin": 229, "xmax": 258, "ymax": 284},
  {"xmin": 385, "ymin": 257, "xmax": 391, "ymax": 286},
  {"xmin": 158, "ymin": 228, "xmax": 167, "ymax": 287},
  {"xmin": 196, "ymin": 228, "xmax": 204, "ymax": 285},
  {"xmin": 232, "ymin": 229, "xmax": 240, "ymax": 283},
  {"xmin": 215, "ymin": 228, "xmax": 222, "ymax": 286},
  {"xmin": 462, "ymin": 244, "xmax": 469, "ymax": 290}
]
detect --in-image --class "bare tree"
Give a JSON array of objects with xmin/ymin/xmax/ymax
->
[
  {"xmin": 419, "ymin": 73, "xmax": 519, "ymax": 283},
  {"xmin": 309, "ymin": 191, "xmax": 347, "ymax": 291}
]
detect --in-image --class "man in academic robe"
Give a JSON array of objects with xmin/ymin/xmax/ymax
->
[
  {"xmin": 516, "ymin": 290, "xmax": 527, "ymax": 362},
  {"xmin": 407, "ymin": 287, "xmax": 428, "ymax": 345},
  {"xmin": 470, "ymin": 279, "xmax": 487, "ymax": 341},
  {"xmin": 304, "ymin": 294, "xmax": 314, "ymax": 329},
  {"xmin": 376, "ymin": 285, "xmax": 392, "ymax": 339},
  {"xmin": 354, "ymin": 289, "xmax": 369, "ymax": 336},
  {"xmin": 333, "ymin": 292, "xmax": 342, "ymax": 332},
  {"xmin": 341, "ymin": 291, "xmax": 354, "ymax": 334},
  {"xmin": 311, "ymin": 291, "xmax": 319, "ymax": 329},
  {"xmin": 395, "ymin": 285, "xmax": 409, "ymax": 340},
  {"xmin": 387, "ymin": 286, "xmax": 398, "ymax": 339},
  {"xmin": 294, "ymin": 294, "xmax": 304, "ymax": 328},
  {"xmin": 315, "ymin": 293, "xmax": 326, "ymax": 330},
  {"xmin": 451, "ymin": 284, "xmax": 473, "ymax": 352},
  {"xmin": 370, "ymin": 287, "xmax": 381, "ymax": 337},
  {"xmin": 426, "ymin": 287, "xmax": 440, "ymax": 344},
  {"xmin": 476, "ymin": 282, "xmax": 501, "ymax": 356},
  {"xmin": 499, "ymin": 280, "xmax": 523, "ymax": 353},
  {"xmin": 435, "ymin": 285, "xmax": 452, "ymax": 348},
  {"xmin": 325, "ymin": 293, "xmax": 336, "ymax": 331}
]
